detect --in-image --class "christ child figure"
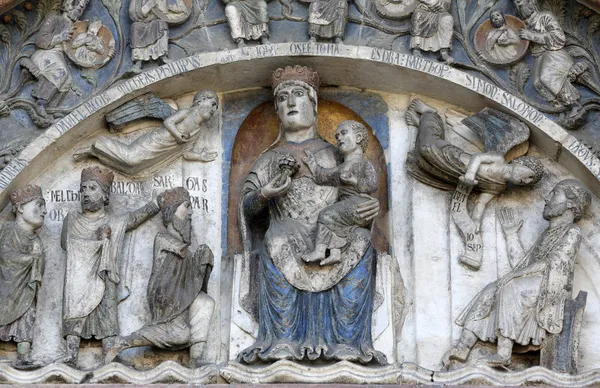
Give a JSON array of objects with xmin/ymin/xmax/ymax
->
[{"xmin": 302, "ymin": 120, "xmax": 378, "ymax": 266}]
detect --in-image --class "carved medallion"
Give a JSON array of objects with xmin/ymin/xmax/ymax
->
[
  {"xmin": 474, "ymin": 14, "xmax": 529, "ymax": 66},
  {"xmin": 65, "ymin": 20, "xmax": 116, "ymax": 69}
]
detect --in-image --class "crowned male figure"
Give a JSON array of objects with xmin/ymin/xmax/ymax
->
[{"xmin": 61, "ymin": 166, "xmax": 160, "ymax": 365}]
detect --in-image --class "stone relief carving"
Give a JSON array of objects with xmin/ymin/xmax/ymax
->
[
  {"xmin": 301, "ymin": 0, "xmax": 348, "ymax": 43},
  {"xmin": 236, "ymin": 66, "xmax": 386, "ymax": 364},
  {"xmin": 223, "ymin": 0, "xmax": 270, "ymax": 47},
  {"xmin": 410, "ymin": 0, "xmax": 454, "ymax": 64},
  {"xmin": 60, "ymin": 166, "xmax": 160, "ymax": 366},
  {"xmin": 129, "ymin": 0, "xmax": 192, "ymax": 72},
  {"xmin": 20, "ymin": 0, "xmax": 89, "ymax": 112},
  {"xmin": 474, "ymin": 10, "xmax": 528, "ymax": 65},
  {"xmin": 405, "ymin": 98, "xmax": 544, "ymax": 270},
  {"xmin": 72, "ymin": 90, "xmax": 219, "ymax": 176},
  {"xmin": 104, "ymin": 187, "xmax": 215, "ymax": 368},
  {"xmin": 65, "ymin": 19, "xmax": 115, "ymax": 69},
  {"xmin": 443, "ymin": 179, "xmax": 591, "ymax": 369},
  {"xmin": 0, "ymin": 185, "xmax": 46, "ymax": 369}
]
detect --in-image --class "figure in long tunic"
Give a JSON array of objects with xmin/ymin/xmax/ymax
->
[
  {"xmin": 104, "ymin": 187, "xmax": 214, "ymax": 367},
  {"xmin": 237, "ymin": 66, "xmax": 386, "ymax": 364},
  {"xmin": 443, "ymin": 179, "xmax": 591, "ymax": 367},
  {"xmin": 0, "ymin": 185, "xmax": 46, "ymax": 368},
  {"xmin": 410, "ymin": 0, "xmax": 454, "ymax": 63},
  {"xmin": 223, "ymin": 0, "xmax": 269, "ymax": 47},
  {"xmin": 20, "ymin": 0, "xmax": 89, "ymax": 109},
  {"xmin": 73, "ymin": 91, "xmax": 219, "ymax": 176},
  {"xmin": 303, "ymin": 0, "xmax": 348, "ymax": 43},
  {"xmin": 516, "ymin": 0, "xmax": 584, "ymax": 109},
  {"xmin": 61, "ymin": 166, "xmax": 159, "ymax": 365},
  {"xmin": 303, "ymin": 120, "xmax": 377, "ymax": 265}
]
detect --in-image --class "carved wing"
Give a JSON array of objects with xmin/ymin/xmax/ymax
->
[{"xmin": 105, "ymin": 93, "xmax": 176, "ymax": 132}]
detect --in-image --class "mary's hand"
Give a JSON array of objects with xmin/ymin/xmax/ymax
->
[
  {"xmin": 260, "ymin": 172, "xmax": 291, "ymax": 200},
  {"xmin": 356, "ymin": 194, "xmax": 380, "ymax": 223}
]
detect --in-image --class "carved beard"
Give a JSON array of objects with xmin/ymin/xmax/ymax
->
[
  {"xmin": 543, "ymin": 200, "xmax": 568, "ymax": 221},
  {"xmin": 173, "ymin": 214, "xmax": 191, "ymax": 245},
  {"xmin": 82, "ymin": 198, "xmax": 104, "ymax": 212}
]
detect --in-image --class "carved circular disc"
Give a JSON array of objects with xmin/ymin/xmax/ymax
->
[
  {"xmin": 474, "ymin": 15, "xmax": 529, "ymax": 66},
  {"xmin": 65, "ymin": 20, "xmax": 116, "ymax": 69},
  {"xmin": 152, "ymin": 0, "xmax": 193, "ymax": 25},
  {"xmin": 372, "ymin": 0, "xmax": 417, "ymax": 20}
]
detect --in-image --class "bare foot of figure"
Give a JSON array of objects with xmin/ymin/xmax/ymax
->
[
  {"xmin": 405, "ymin": 98, "xmax": 436, "ymax": 126},
  {"xmin": 440, "ymin": 49, "xmax": 454, "ymax": 65},
  {"xmin": 412, "ymin": 48, "xmax": 422, "ymax": 57},
  {"xmin": 320, "ymin": 248, "xmax": 341, "ymax": 266},
  {"xmin": 441, "ymin": 346, "xmax": 469, "ymax": 369},
  {"xmin": 303, "ymin": 244, "xmax": 327, "ymax": 263},
  {"xmin": 479, "ymin": 352, "xmax": 511, "ymax": 367},
  {"xmin": 73, "ymin": 146, "xmax": 92, "ymax": 162},
  {"xmin": 183, "ymin": 149, "xmax": 218, "ymax": 162}
]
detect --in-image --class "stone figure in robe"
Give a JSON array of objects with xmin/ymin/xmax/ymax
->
[
  {"xmin": 0, "ymin": 185, "xmax": 46, "ymax": 368},
  {"xmin": 301, "ymin": 0, "xmax": 348, "ymax": 43},
  {"xmin": 237, "ymin": 65, "xmax": 386, "ymax": 364},
  {"xmin": 302, "ymin": 120, "xmax": 377, "ymax": 266},
  {"xmin": 73, "ymin": 91, "xmax": 219, "ymax": 176},
  {"xmin": 223, "ymin": 0, "xmax": 269, "ymax": 47},
  {"xmin": 484, "ymin": 10, "xmax": 521, "ymax": 63},
  {"xmin": 20, "ymin": 0, "xmax": 89, "ymax": 110},
  {"xmin": 443, "ymin": 179, "xmax": 591, "ymax": 367},
  {"xmin": 515, "ymin": 0, "xmax": 585, "ymax": 110},
  {"xmin": 71, "ymin": 20, "xmax": 115, "ymax": 68},
  {"xmin": 406, "ymin": 98, "xmax": 544, "ymax": 239},
  {"xmin": 104, "ymin": 187, "xmax": 214, "ymax": 367},
  {"xmin": 129, "ymin": 0, "xmax": 183, "ymax": 72},
  {"xmin": 410, "ymin": 0, "xmax": 454, "ymax": 63},
  {"xmin": 61, "ymin": 166, "xmax": 160, "ymax": 366}
]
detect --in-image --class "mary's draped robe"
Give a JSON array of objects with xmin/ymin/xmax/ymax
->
[{"xmin": 237, "ymin": 138, "xmax": 386, "ymax": 364}]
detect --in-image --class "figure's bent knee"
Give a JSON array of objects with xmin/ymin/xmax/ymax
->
[{"xmin": 225, "ymin": 4, "xmax": 238, "ymax": 18}]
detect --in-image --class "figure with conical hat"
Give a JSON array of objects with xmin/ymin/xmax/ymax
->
[
  {"xmin": 61, "ymin": 166, "xmax": 160, "ymax": 366},
  {"xmin": 104, "ymin": 187, "xmax": 215, "ymax": 367},
  {"xmin": 0, "ymin": 185, "xmax": 46, "ymax": 368}
]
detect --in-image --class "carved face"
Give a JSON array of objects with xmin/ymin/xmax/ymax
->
[
  {"xmin": 172, "ymin": 200, "xmax": 192, "ymax": 244},
  {"xmin": 516, "ymin": 1, "xmax": 537, "ymax": 19},
  {"xmin": 509, "ymin": 164, "xmax": 537, "ymax": 185},
  {"xmin": 490, "ymin": 11, "xmax": 505, "ymax": 28},
  {"xmin": 276, "ymin": 85, "xmax": 316, "ymax": 133},
  {"xmin": 335, "ymin": 122, "xmax": 361, "ymax": 155},
  {"xmin": 18, "ymin": 198, "xmax": 47, "ymax": 230},
  {"xmin": 63, "ymin": 0, "xmax": 88, "ymax": 21},
  {"xmin": 193, "ymin": 97, "xmax": 218, "ymax": 120},
  {"xmin": 543, "ymin": 186, "xmax": 568, "ymax": 220},
  {"xmin": 80, "ymin": 180, "xmax": 106, "ymax": 212}
]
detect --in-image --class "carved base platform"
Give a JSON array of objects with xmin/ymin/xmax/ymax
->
[{"xmin": 0, "ymin": 361, "xmax": 218, "ymax": 384}]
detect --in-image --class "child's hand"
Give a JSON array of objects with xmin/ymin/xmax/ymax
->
[{"xmin": 340, "ymin": 171, "xmax": 357, "ymax": 186}]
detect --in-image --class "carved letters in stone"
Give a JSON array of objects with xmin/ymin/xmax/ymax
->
[
  {"xmin": 60, "ymin": 166, "xmax": 159, "ymax": 366},
  {"xmin": 443, "ymin": 180, "xmax": 591, "ymax": 370},
  {"xmin": 72, "ymin": 91, "xmax": 219, "ymax": 176},
  {"xmin": 104, "ymin": 187, "xmax": 215, "ymax": 368},
  {"xmin": 405, "ymin": 98, "xmax": 544, "ymax": 270}
]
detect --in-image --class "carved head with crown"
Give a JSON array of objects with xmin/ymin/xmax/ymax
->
[{"xmin": 271, "ymin": 66, "xmax": 320, "ymax": 143}]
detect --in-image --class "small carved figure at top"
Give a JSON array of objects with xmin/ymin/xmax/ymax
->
[
  {"xmin": 443, "ymin": 179, "xmax": 591, "ymax": 368},
  {"xmin": 66, "ymin": 20, "xmax": 116, "ymax": 69},
  {"xmin": 104, "ymin": 187, "xmax": 215, "ymax": 367},
  {"xmin": 20, "ymin": 0, "xmax": 90, "ymax": 111},
  {"xmin": 300, "ymin": 0, "xmax": 348, "ymax": 44},
  {"xmin": 410, "ymin": 0, "xmax": 454, "ymax": 64},
  {"xmin": 514, "ymin": 0, "xmax": 586, "ymax": 113},
  {"xmin": 474, "ymin": 9, "xmax": 528, "ymax": 65},
  {"xmin": 73, "ymin": 90, "xmax": 219, "ymax": 176},
  {"xmin": 302, "ymin": 120, "xmax": 378, "ymax": 265},
  {"xmin": 405, "ymin": 99, "xmax": 544, "ymax": 269},
  {"xmin": 0, "ymin": 185, "xmax": 46, "ymax": 369},
  {"xmin": 223, "ymin": 0, "xmax": 269, "ymax": 47},
  {"xmin": 129, "ymin": 0, "xmax": 192, "ymax": 73},
  {"xmin": 60, "ymin": 166, "xmax": 160, "ymax": 367}
]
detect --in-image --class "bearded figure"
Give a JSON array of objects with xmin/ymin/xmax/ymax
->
[
  {"xmin": 61, "ymin": 166, "xmax": 160, "ymax": 366},
  {"xmin": 104, "ymin": 187, "xmax": 214, "ymax": 367}
]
